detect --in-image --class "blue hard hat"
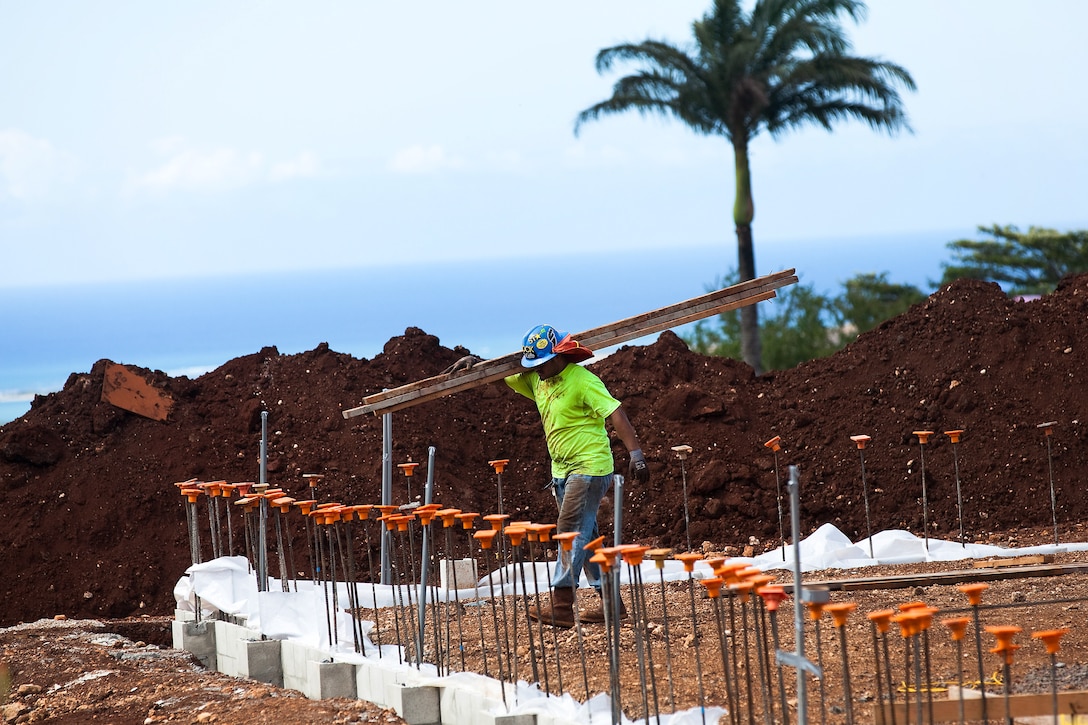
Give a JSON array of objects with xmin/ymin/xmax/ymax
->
[
  {"xmin": 520, "ymin": 324, "xmax": 594, "ymax": 368},
  {"xmin": 520, "ymin": 324, "xmax": 566, "ymax": 368}
]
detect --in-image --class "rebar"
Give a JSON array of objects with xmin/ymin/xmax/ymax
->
[
  {"xmin": 945, "ymin": 430, "xmax": 967, "ymax": 548},
  {"xmin": 677, "ymin": 552, "xmax": 707, "ymax": 725},
  {"xmin": 851, "ymin": 435, "xmax": 875, "ymax": 558},
  {"xmin": 672, "ymin": 445, "xmax": 694, "ymax": 552},
  {"xmin": 913, "ymin": 431, "xmax": 933, "ymax": 555},
  {"xmin": 764, "ymin": 436, "xmax": 787, "ymax": 561},
  {"xmin": 1038, "ymin": 422, "xmax": 1060, "ymax": 545}
]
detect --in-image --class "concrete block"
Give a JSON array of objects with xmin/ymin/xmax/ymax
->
[
  {"xmin": 304, "ymin": 660, "xmax": 357, "ymax": 700},
  {"xmin": 240, "ymin": 639, "xmax": 283, "ymax": 687},
  {"xmin": 211, "ymin": 621, "xmax": 241, "ymax": 677},
  {"xmin": 440, "ymin": 558, "xmax": 478, "ymax": 590},
  {"xmin": 386, "ymin": 684, "xmax": 441, "ymax": 725},
  {"xmin": 173, "ymin": 620, "xmax": 217, "ymax": 671},
  {"xmin": 280, "ymin": 640, "xmax": 312, "ymax": 693}
]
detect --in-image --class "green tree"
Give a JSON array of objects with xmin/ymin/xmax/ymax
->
[
  {"xmin": 686, "ymin": 271, "xmax": 925, "ymax": 370},
  {"xmin": 940, "ymin": 225, "xmax": 1088, "ymax": 295},
  {"xmin": 575, "ymin": 0, "xmax": 915, "ymax": 374},
  {"xmin": 835, "ymin": 271, "xmax": 924, "ymax": 334},
  {"xmin": 687, "ymin": 275, "xmax": 840, "ymax": 371}
]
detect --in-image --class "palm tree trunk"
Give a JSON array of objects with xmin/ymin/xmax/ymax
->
[{"xmin": 733, "ymin": 139, "xmax": 762, "ymax": 374}]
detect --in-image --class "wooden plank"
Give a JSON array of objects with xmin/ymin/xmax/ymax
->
[
  {"xmin": 971, "ymin": 553, "xmax": 1050, "ymax": 568},
  {"xmin": 875, "ymin": 689, "xmax": 1088, "ymax": 724},
  {"xmin": 782, "ymin": 562, "xmax": 1088, "ymax": 595},
  {"xmin": 356, "ymin": 268, "xmax": 795, "ymax": 409},
  {"xmin": 101, "ymin": 362, "xmax": 174, "ymax": 422},
  {"xmin": 342, "ymin": 269, "xmax": 797, "ymax": 418}
]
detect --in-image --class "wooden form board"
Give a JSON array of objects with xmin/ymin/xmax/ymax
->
[
  {"xmin": 342, "ymin": 268, "xmax": 798, "ymax": 418},
  {"xmin": 874, "ymin": 690, "xmax": 1088, "ymax": 724},
  {"xmin": 780, "ymin": 562, "xmax": 1088, "ymax": 595}
]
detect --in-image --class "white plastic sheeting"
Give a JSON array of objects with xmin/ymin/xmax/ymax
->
[{"xmin": 174, "ymin": 524, "xmax": 1086, "ymax": 724}]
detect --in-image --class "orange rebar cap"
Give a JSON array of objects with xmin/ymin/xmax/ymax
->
[
  {"xmin": 674, "ymin": 552, "xmax": 703, "ymax": 573},
  {"xmin": 483, "ymin": 513, "xmax": 509, "ymax": 530},
  {"xmin": 945, "ymin": 429, "xmax": 964, "ymax": 444},
  {"xmin": 647, "ymin": 548, "xmax": 673, "ymax": 568},
  {"xmin": 488, "ymin": 459, "xmax": 509, "ymax": 474},
  {"xmin": 584, "ymin": 535, "xmax": 606, "ymax": 552},
  {"xmin": 867, "ymin": 609, "xmax": 895, "ymax": 633},
  {"xmin": 620, "ymin": 545, "xmax": 650, "ymax": 567},
  {"xmin": 504, "ymin": 526, "xmax": 526, "ymax": 546},
  {"xmin": 824, "ymin": 601, "xmax": 857, "ymax": 628},
  {"xmin": 764, "ymin": 436, "xmax": 782, "ymax": 452},
  {"xmin": 473, "ymin": 529, "xmax": 498, "ymax": 549},
  {"xmin": 436, "ymin": 508, "xmax": 461, "ymax": 526},
  {"xmin": 701, "ymin": 577, "xmax": 725, "ymax": 598},
  {"xmin": 553, "ymin": 531, "xmax": 579, "ymax": 551},
  {"xmin": 892, "ymin": 611, "xmax": 920, "ymax": 638},
  {"xmin": 533, "ymin": 523, "xmax": 556, "ymax": 543},
  {"xmin": 590, "ymin": 551, "xmax": 615, "ymax": 574},
  {"xmin": 757, "ymin": 585, "xmax": 788, "ymax": 612},
  {"xmin": 807, "ymin": 600, "xmax": 826, "ymax": 621},
  {"xmin": 1032, "ymin": 628, "xmax": 1068, "ymax": 654},
  {"xmin": 456, "ymin": 512, "xmax": 478, "ymax": 529},
  {"xmin": 985, "ymin": 624, "xmax": 1022, "ymax": 652},
  {"xmin": 850, "ymin": 434, "xmax": 871, "ymax": 449},
  {"xmin": 913, "ymin": 430, "xmax": 934, "ymax": 444},
  {"xmin": 942, "ymin": 617, "xmax": 970, "ymax": 641},
  {"xmin": 957, "ymin": 582, "xmax": 989, "ymax": 606},
  {"xmin": 397, "ymin": 462, "xmax": 419, "ymax": 476}
]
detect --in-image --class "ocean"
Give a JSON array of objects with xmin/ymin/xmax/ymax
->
[{"xmin": 0, "ymin": 231, "xmax": 954, "ymax": 424}]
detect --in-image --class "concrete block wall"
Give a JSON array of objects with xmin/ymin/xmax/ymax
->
[{"xmin": 174, "ymin": 615, "xmax": 623, "ymax": 725}]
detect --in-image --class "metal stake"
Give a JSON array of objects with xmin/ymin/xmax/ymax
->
[
  {"xmin": 764, "ymin": 436, "xmax": 787, "ymax": 561},
  {"xmin": 676, "ymin": 552, "xmax": 707, "ymax": 725},
  {"xmin": 913, "ymin": 431, "xmax": 934, "ymax": 554},
  {"xmin": 672, "ymin": 445, "xmax": 694, "ymax": 551},
  {"xmin": 945, "ymin": 430, "xmax": 967, "ymax": 548},
  {"xmin": 850, "ymin": 435, "xmax": 875, "ymax": 558},
  {"xmin": 825, "ymin": 602, "xmax": 858, "ymax": 725},
  {"xmin": 1038, "ymin": 422, "xmax": 1060, "ymax": 545}
]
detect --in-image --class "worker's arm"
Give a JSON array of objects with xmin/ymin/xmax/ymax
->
[
  {"xmin": 609, "ymin": 406, "xmax": 650, "ymax": 483},
  {"xmin": 608, "ymin": 405, "xmax": 641, "ymax": 452}
]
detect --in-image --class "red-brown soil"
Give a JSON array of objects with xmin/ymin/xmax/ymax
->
[
  {"xmin": 3, "ymin": 274, "xmax": 1088, "ymax": 723},
  {"xmin": 2, "ymin": 275, "xmax": 1087, "ymax": 627}
]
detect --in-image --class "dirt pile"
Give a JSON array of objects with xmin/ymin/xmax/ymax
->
[{"xmin": 1, "ymin": 275, "xmax": 1086, "ymax": 626}]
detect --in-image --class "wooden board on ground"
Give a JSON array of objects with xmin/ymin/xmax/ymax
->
[
  {"xmin": 874, "ymin": 689, "xmax": 1088, "ymax": 724},
  {"xmin": 342, "ymin": 268, "xmax": 797, "ymax": 418},
  {"xmin": 781, "ymin": 562, "xmax": 1088, "ymax": 594},
  {"xmin": 101, "ymin": 362, "xmax": 174, "ymax": 422},
  {"xmin": 971, "ymin": 553, "xmax": 1052, "ymax": 569}
]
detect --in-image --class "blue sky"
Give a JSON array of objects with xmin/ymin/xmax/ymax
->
[{"xmin": 3, "ymin": 1, "xmax": 1087, "ymax": 290}]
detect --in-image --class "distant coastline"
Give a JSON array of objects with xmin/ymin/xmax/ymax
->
[{"xmin": 0, "ymin": 232, "xmax": 953, "ymax": 425}]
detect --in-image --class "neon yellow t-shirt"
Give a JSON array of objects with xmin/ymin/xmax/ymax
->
[{"xmin": 506, "ymin": 364, "xmax": 621, "ymax": 479}]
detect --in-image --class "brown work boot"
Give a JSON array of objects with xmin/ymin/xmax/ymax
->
[
  {"xmin": 527, "ymin": 587, "xmax": 576, "ymax": 628},
  {"xmin": 581, "ymin": 590, "xmax": 627, "ymax": 624}
]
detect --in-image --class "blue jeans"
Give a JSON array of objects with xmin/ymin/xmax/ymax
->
[{"xmin": 550, "ymin": 473, "xmax": 612, "ymax": 590}]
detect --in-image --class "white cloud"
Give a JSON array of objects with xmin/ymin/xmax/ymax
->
[
  {"xmin": 561, "ymin": 143, "xmax": 630, "ymax": 169},
  {"xmin": 269, "ymin": 152, "xmax": 319, "ymax": 182},
  {"xmin": 132, "ymin": 141, "xmax": 320, "ymax": 193},
  {"xmin": 0, "ymin": 129, "xmax": 76, "ymax": 200},
  {"xmin": 387, "ymin": 144, "xmax": 465, "ymax": 174}
]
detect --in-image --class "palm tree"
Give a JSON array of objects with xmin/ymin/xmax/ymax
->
[{"xmin": 575, "ymin": 0, "xmax": 915, "ymax": 374}]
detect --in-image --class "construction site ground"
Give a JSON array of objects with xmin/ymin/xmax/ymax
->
[
  {"xmin": 3, "ymin": 526, "xmax": 1088, "ymax": 724},
  {"xmin": 4, "ymin": 275, "xmax": 1088, "ymax": 722}
]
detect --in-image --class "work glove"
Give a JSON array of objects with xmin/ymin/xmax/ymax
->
[
  {"xmin": 442, "ymin": 355, "xmax": 482, "ymax": 375},
  {"xmin": 628, "ymin": 449, "xmax": 650, "ymax": 484}
]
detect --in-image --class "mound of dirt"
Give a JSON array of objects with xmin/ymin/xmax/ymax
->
[{"xmin": 1, "ymin": 276, "xmax": 1087, "ymax": 626}]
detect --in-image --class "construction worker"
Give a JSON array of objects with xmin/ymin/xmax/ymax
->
[{"xmin": 448, "ymin": 324, "xmax": 650, "ymax": 626}]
